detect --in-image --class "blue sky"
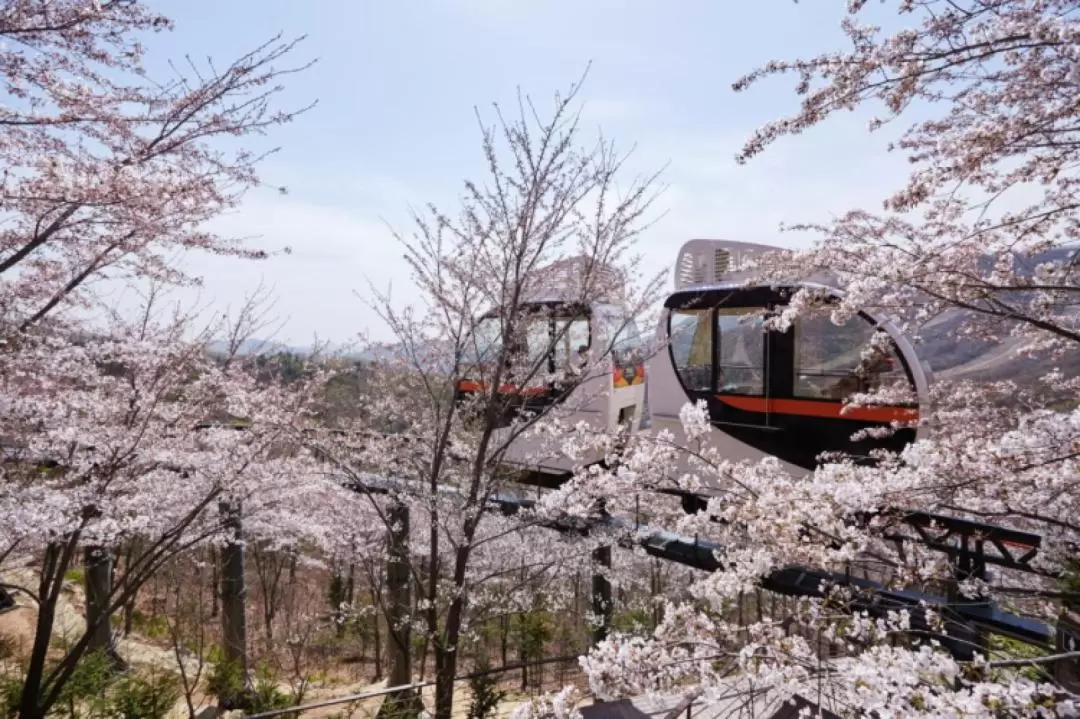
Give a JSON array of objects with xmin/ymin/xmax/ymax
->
[{"xmin": 132, "ymin": 1, "xmax": 916, "ymax": 346}]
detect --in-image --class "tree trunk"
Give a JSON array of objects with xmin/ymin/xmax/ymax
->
[
  {"xmin": 333, "ymin": 567, "xmax": 347, "ymax": 640},
  {"xmin": 258, "ymin": 550, "xmax": 281, "ymax": 649},
  {"xmin": 499, "ymin": 615, "xmax": 509, "ymax": 667},
  {"xmin": 84, "ymin": 546, "xmax": 123, "ymax": 667},
  {"xmin": 519, "ymin": 633, "xmax": 528, "ymax": 692},
  {"xmin": 591, "ymin": 545, "xmax": 612, "ymax": 647},
  {"xmin": 415, "ymin": 555, "xmax": 430, "ymax": 681},
  {"xmin": 120, "ymin": 539, "xmax": 141, "ymax": 637},
  {"xmin": 335, "ymin": 561, "xmax": 355, "ymax": 640},
  {"xmin": 122, "ymin": 598, "xmax": 136, "ymax": 637},
  {"xmin": 1055, "ymin": 608, "xmax": 1080, "ymax": 693},
  {"xmin": 376, "ymin": 502, "xmax": 420, "ymax": 719},
  {"xmin": 434, "ymin": 626, "xmax": 460, "ymax": 719},
  {"xmin": 20, "ymin": 540, "xmax": 79, "ymax": 719},
  {"xmin": 219, "ymin": 501, "xmax": 248, "ymax": 707},
  {"xmin": 650, "ymin": 558, "xmax": 661, "ymax": 630},
  {"xmin": 372, "ymin": 583, "xmax": 384, "ymax": 680},
  {"xmin": 373, "ymin": 610, "xmax": 383, "ymax": 680},
  {"xmin": 433, "ymin": 546, "xmax": 472, "ymax": 719},
  {"xmin": 210, "ymin": 546, "xmax": 220, "ymax": 619}
]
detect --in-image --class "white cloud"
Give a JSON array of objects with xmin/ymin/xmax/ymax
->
[
  {"xmin": 157, "ymin": 194, "xmax": 417, "ymax": 345},
  {"xmin": 165, "ymin": 115, "xmax": 919, "ymax": 347},
  {"xmin": 580, "ymin": 97, "xmax": 651, "ymax": 126}
]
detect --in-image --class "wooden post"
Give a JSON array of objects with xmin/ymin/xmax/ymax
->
[
  {"xmin": 945, "ymin": 534, "xmax": 986, "ymax": 662},
  {"xmin": 376, "ymin": 501, "xmax": 421, "ymax": 719},
  {"xmin": 1055, "ymin": 609, "xmax": 1080, "ymax": 693},
  {"xmin": 591, "ymin": 545, "xmax": 612, "ymax": 646},
  {"xmin": 219, "ymin": 501, "xmax": 249, "ymax": 706},
  {"xmin": 84, "ymin": 545, "xmax": 124, "ymax": 668}
]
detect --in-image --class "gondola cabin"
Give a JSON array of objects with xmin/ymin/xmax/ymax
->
[
  {"xmin": 454, "ymin": 260, "xmax": 648, "ymax": 476},
  {"xmin": 648, "ymin": 239, "xmax": 932, "ymax": 478}
]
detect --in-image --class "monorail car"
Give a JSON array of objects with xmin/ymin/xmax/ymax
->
[
  {"xmin": 648, "ymin": 239, "xmax": 932, "ymax": 479},
  {"xmin": 453, "ymin": 286, "xmax": 648, "ymax": 475},
  {"xmin": 454, "ymin": 240, "xmax": 932, "ymax": 481}
]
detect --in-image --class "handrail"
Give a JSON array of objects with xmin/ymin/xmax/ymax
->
[{"xmin": 241, "ymin": 654, "xmax": 583, "ymax": 718}]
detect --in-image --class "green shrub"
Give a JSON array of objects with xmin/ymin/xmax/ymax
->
[
  {"xmin": 247, "ymin": 675, "xmax": 294, "ymax": 717},
  {"xmin": 205, "ymin": 654, "xmax": 303, "ymax": 714},
  {"xmin": 206, "ymin": 655, "xmax": 246, "ymax": 709},
  {"xmin": 129, "ymin": 610, "xmax": 170, "ymax": 640},
  {"xmin": 1062, "ymin": 559, "xmax": 1080, "ymax": 612},
  {"xmin": 466, "ymin": 658, "xmax": 507, "ymax": 719},
  {"xmin": 0, "ymin": 673, "xmax": 23, "ymax": 719},
  {"xmin": 611, "ymin": 608, "xmax": 651, "ymax": 635},
  {"xmin": 987, "ymin": 634, "xmax": 1052, "ymax": 683},
  {"xmin": 106, "ymin": 668, "xmax": 181, "ymax": 719},
  {"xmin": 511, "ymin": 611, "xmax": 552, "ymax": 663},
  {"xmin": 52, "ymin": 650, "xmax": 113, "ymax": 718},
  {"xmin": 4, "ymin": 657, "xmax": 183, "ymax": 719},
  {"xmin": 0, "ymin": 635, "xmax": 17, "ymax": 661}
]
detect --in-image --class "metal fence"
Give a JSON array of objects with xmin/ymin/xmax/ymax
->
[{"xmin": 241, "ymin": 654, "xmax": 584, "ymax": 719}]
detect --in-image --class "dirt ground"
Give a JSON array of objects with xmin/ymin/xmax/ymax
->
[{"xmin": 0, "ymin": 566, "xmax": 588, "ymax": 719}]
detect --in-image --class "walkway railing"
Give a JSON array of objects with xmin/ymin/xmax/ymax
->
[{"xmin": 241, "ymin": 654, "xmax": 583, "ymax": 718}]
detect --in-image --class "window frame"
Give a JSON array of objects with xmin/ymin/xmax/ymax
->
[
  {"xmin": 552, "ymin": 314, "xmax": 592, "ymax": 374},
  {"xmin": 664, "ymin": 288, "xmax": 919, "ymax": 407},
  {"xmin": 714, "ymin": 306, "xmax": 768, "ymax": 398},
  {"xmin": 790, "ymin": 312, "xmax": 910, "ymax": 403},
  {"xmin": 667, "ymin": 307, "xmax": 714, "ymax": 394},
  {"xmin": 470, "ymin": 301, "xmax": 594, "ymax": 383}
]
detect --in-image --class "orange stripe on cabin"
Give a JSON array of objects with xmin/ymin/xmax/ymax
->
[
  {"xmin": 715, "ymin": 395, "xmax": 918, "ymax": 424},
  {"xmin": 457, "ymin": 380, "xmax": 547, "ymax": 397},
  {"xmin": 999, "ymin": 539, "xmax": 1037, "ymax": 550}
]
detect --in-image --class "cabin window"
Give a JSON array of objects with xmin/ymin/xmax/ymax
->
[
  {"xmin": 523, "ymin": 319, "xmax": 553, "ymax": 374},
  {"xmin": 612, "ymin": 319, "xmax": 644, "ymax": 363},
  {"xmin": 669, "ymin": 309, "xmax": 712, "ymax": 392},
  {"xmin": 715, "ymin": 308, "xmax": 767, "ymax": 396},
  {"xmin": 467, "ymin": 309, "xmax": 593, "ymax": 384},
  {"xmin": 794, "ymin": 314, "xmax": 906, "ymax": 400},
  {"xmin": 553, "ymin": 317, "xmax": 590, "ymax": 373},
  {"xmin": 466, "ymin": 317, "xmax": 504, "ymax": 365}
]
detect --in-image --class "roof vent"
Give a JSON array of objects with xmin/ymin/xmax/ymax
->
[
  {"xmin": 673, "ymin": 239, "xmax": 782, "ymax": 290},
  {"xmin": 524, "ymin": 256, "xmax": 625, "ymax": 303},
  {"xmin": 714, "ymin": 248, "xmax": 730, "ymax": 277}
]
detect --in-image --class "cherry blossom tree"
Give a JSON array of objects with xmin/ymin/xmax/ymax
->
[
  {"xmin": 0, "ymin": 0, "xmax": 312, "ymax": 333},
  {"xmin": 544, "ymin": 1, "xmax": 1080, "ymax": 717},
  {"xmin": 311, "ymin": 76, "xmax": 666, "ymax": 719},
  {"xmin": 0, "ymin": 3, "xmax": 318, "ymax": 717},
  {"xmin": 0, "ymin": 299, "xmax": 334, "ymax": 719}
]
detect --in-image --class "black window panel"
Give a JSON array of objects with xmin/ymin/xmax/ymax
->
[
  {"xmin": 458, "ymin": 302, "xmax": 594, "ymax": 425},
  {"xmin": 669, "ymin": 308, "xmax": 713, "ymax": 392},
  {"xmin": 665, "ymin": 285, "xmax": 921, "ymax": 470},
  {"xmin": 714, "ymin": 308, "xmax": 768, "ymax": 396},
  {"xmin": 793, "ymin": 313, "xmax": 909, "ymax": 402}
]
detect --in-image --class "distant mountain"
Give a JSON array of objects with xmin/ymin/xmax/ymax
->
[
  {"xmin": 203, "ymin": 338, "xmax": 367, "ymax": 359},
  {"xmin": 355, "ymin": 343, "xmax": 407, "ymax": 363},
  {"xmin": 908, "ymin": 245, "xmax": 1079, "ymax": 383},
  {"xmin": 355, "ymin": 340, "xmax": 458, "ymax": 374},
  {"xmin": 219, "ymin": 245, "xmax": 1079, "ymax": 386},
  {"xmin": 919, "ymin": 313, "xmax": 1080, "ymax": 385},
  {"xmin": 203, "ymin": 338, "xmax": 295, "ymax": 358}
]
